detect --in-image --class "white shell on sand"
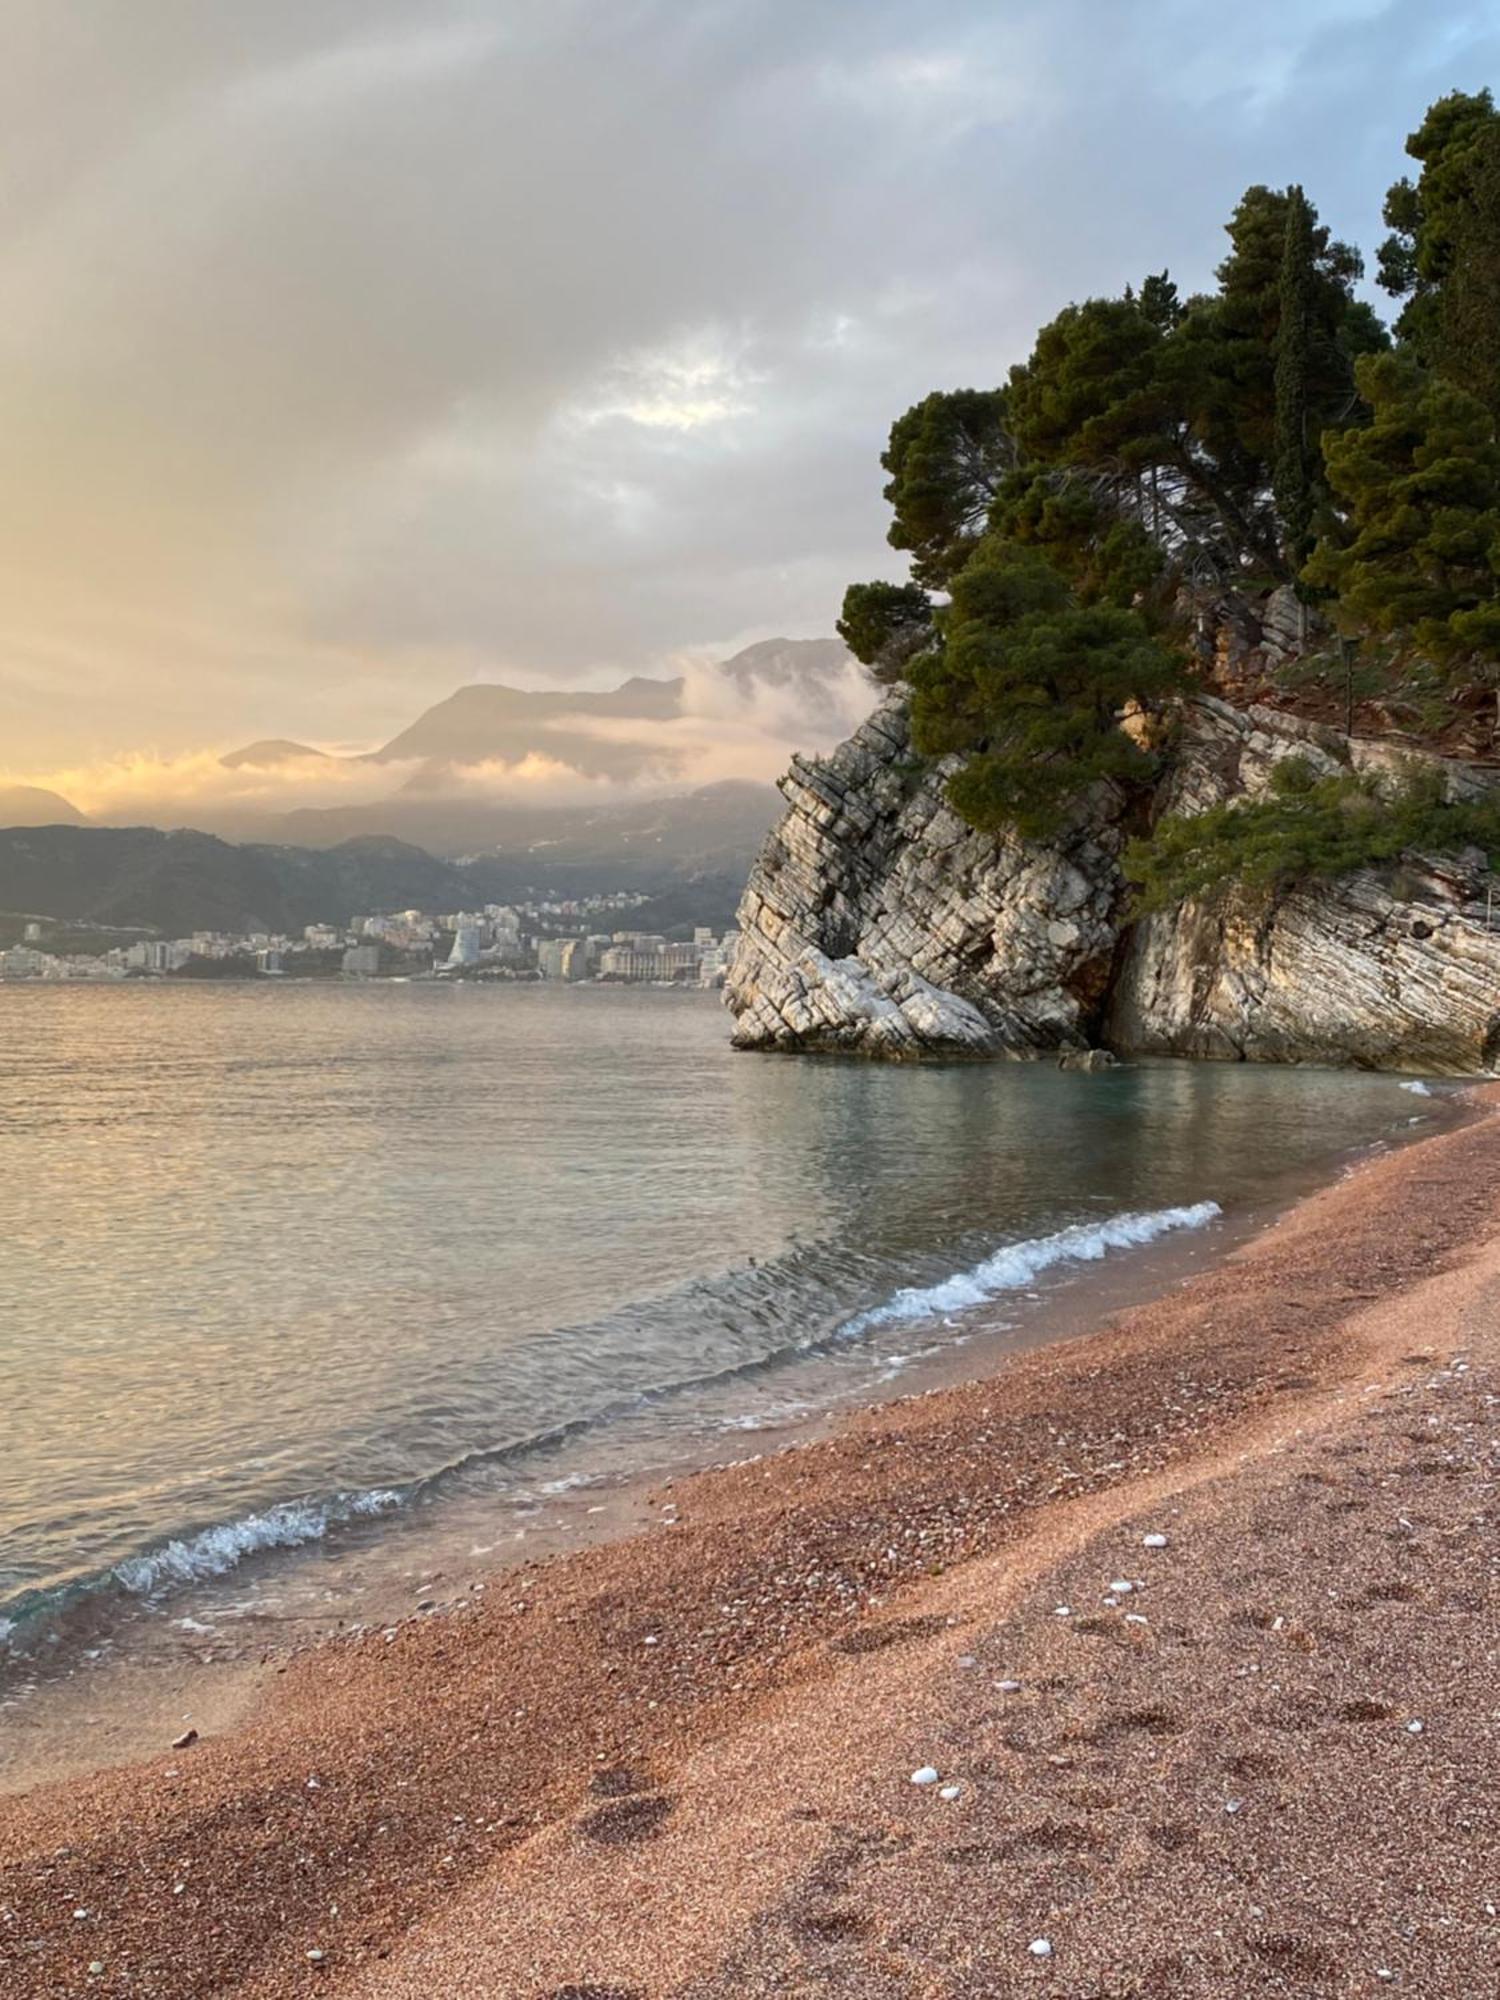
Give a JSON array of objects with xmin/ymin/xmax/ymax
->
[
  {"xmin": 910, "ymin": 1765, "xmax": 940, "ymax": 1786},
  {"xmin": 1029, "ymin": 1938, "xmax": 1053, "ymax": 1958},
  {"xmin": 1143, "ymin": 1532, "xmax": 1168, "ymax": 1548}
]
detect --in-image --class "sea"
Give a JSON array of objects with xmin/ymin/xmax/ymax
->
[{"xmin": 0, "ymin": 980, "xmax": 1449, "ymax": 1702}]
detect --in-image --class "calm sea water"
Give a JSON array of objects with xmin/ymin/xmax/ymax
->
[{"xmin": 0, "ymin": 981, "xmax": 1444, "ymax": 1667}]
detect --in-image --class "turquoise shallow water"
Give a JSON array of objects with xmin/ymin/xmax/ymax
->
[{"xmin": 0, "ymin": 980, "xmax": 1445, "ymax": 1659}]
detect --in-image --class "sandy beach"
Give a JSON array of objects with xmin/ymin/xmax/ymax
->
[{"xmin": 3, "ymin": 1092, "xmax": 1498, "ymax": 1999}]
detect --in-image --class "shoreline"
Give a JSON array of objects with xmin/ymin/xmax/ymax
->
[
  {"xmin": 3, "ymin": 1089, "xmax": 1498, "ymax": 1995},
  {"xmin": 0, "ymin": 1090, "xmax": 1454, "ymax": 1797}
]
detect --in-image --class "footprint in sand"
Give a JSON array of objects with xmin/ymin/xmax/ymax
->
[{"xmin": 576, "ymin": 1792, "xmax": 675, "ymax": 1845}]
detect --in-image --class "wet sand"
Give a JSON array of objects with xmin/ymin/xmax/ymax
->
[{"xmin": 3, "ymin": 1093, "xmax": 1498, "ymax": 1998}]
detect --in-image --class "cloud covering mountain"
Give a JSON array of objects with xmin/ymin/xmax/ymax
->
[
  {"xmin": 2, "ymin": 640, "xmax": 871, "ymax": 851},
  {"xmin": 2, "ymin": 1, "xmax": 1494, "ymax": 772}
]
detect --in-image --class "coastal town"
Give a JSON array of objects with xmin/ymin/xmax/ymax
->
[{"xmin": 0, "ymin": 896, "xmax": 740, "ymax": 987}]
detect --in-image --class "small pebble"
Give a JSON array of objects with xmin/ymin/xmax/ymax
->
[
  {"xmin": 88, "ymin": 1965, "xmax": 105, "ymax": 1979},
  {"xmin": 1143, "ymin": 1532, "xmax": 1168, "ymax": 1548},
  {"xmin": 73, "ymin": 1909, "xmax": 89, "ymax": 1921},
  {"xmin": 1109, "ymin": 1579, "xmax": 1134, "ymax": 1595},
  {"xmin": 955, "ymin": 1654, "xmax": 977, "ymax": 1669},
  {"xmin": 1225, "ymin": 1798, "xmax": 1243, "ymax": 1814},
  {"xmin": 307, "ymin": 1947, "xmax": 326, "ymax": 1964},
  {"xmin": 910, "ymin": 1765, "xmax": 940, "ymax": 1786},
  {"xmin": 996, "ymin": 1679, "xmax": 1022, "ymax": 1693},
  {"xmin": 938, "ymin": 1784, "xmax": 962, "ymax": 1801},
  {"xmin": 1406, "ymin": 1719, "xmax": 1424, "ymax": 1734},
  {"xmin": 1053, "ymin": 1604, "xmax": 1072, "ymax": 1617},
  {"xmin": 1029, "ymin": 1937, "xmax": 1053, "ymax": 1958}
]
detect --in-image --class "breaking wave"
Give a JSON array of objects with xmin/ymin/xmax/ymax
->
[
  {"xmin": 837, "ymin": 1201, "xmax": 1222, "ymax": 1337},
  {"xmin": 111, "ymin": 1489, "xmax": 401, "ymax": 1596},
  {"xmin": 3, "ymin": 1199, "xmax": 1220, "ymax": 1655}
]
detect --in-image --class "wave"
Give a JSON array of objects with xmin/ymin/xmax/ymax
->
[
  {"xmin": 110, "ymin": 1489, "xmax": 401, "ymax": 1596},
  {"xmin": 3, "ymin": 1198, "xmax": 1221, "ymax": 1651},
  {"xmin": 837, "ymin": 1201, "xmax": 1221, "ymax": 1337}
]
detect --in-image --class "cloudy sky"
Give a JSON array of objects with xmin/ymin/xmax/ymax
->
[{"xmin": 2, "ymin": 0, "xmax": 1496, "ymax": 789}]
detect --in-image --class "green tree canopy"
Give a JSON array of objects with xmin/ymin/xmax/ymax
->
[
  {"xmin": 837, "ymin": 579, "xmax": 933, "ymax": 675},
  {"xmin": 1167, "ymin": 184, "xmax": 1381, "ymax": 573},
  {"xmin": 881, "ymin": 389, "xmax": 1014, "ymax": 587},
  {"xmin": 1379, "ymin": 87, "xmax": 1500, "ymax": 401},
  {"xmin": 986, "ymin": 464, "xmax": 1165, "ymax": 609},
  {"xmin": 908, "ymin": 540, "xmax": 1184, "ymax": 840},
  {"xmin": 1273, "ymin": 185, "xmax": 1317, "ymax": 573},
  {"xmin": 1304, "ymin": 352, "xmax": 1500, "ymax": 665}
]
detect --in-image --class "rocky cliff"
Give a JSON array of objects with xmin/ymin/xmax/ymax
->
[{"xmin": 726, "ymin": 690, "xmax": 1500, "ymax": 1074}]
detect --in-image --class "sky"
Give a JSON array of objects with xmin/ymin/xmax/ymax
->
[{"xmin": 1, "ymin": 0, "xmax": 1497, "ymax": 802}]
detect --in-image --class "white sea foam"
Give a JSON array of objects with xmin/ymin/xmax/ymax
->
[
  {"xmin": 840, "ymin": 1202, "xmax": 1222, "ymax": 1338},
  {"xmin": 111, "ymin": 1489, "xmax": 400, "ymax": 1597}
]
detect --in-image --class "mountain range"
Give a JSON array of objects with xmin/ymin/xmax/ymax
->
[
  {"xmin": 0, "ymin": 638, "xmax": 866, "ymax": 932},
  {"xmin": 0, "ymin": 787, "xmax": 767, "ymax": 939}
]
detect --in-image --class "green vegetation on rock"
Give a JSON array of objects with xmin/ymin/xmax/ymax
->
[
  {"xmin": 846, "ymin": 87, "xmax": 1500, "ymax": 901},
  {"xmin": 1125, "ymin": 758, "xmax": 1500, "ymax": 911}
]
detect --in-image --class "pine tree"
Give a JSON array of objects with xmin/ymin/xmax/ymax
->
[
  {"xmin": 836, "ymin": 580, "xmax": 932, "ymax": 680},
  {"xmin": 1378, "ymin": 88, "xmax": 1500, "ymax": 389},
  {"xmin": 1438, "ymin": 123, "xmax": 1500, "ymax": 421},
  {"xmin": 880, "ymin": 390, "xmax": 1013, "ymax": 588},
  {"xmin": 1304, "ymin": 353, "xmax": 1500, "ymax": 667},
  {"xmin": 908, "ymin": 539, "xmax": 1183, "ymax": 840}
]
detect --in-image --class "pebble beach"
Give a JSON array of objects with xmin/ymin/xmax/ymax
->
[{"xmin": 3, "ymin": 1092, "xmax": 1498, "ymax": 1998}]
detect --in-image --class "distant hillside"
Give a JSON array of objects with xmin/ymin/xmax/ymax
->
[
  {"xmin": 0, "ymin": 828, "xmax": 476, "ymax": 937},
  {"xmin": 0, "ymin": 782, "xmax": 779, "ymax": 935},
  {"xmin": 0, "ymin": 785, "xmax": 87, "ymax": 828},
  {"xmin": 246, "ymin": 775, "xmax": 781, "ymax": 871}
]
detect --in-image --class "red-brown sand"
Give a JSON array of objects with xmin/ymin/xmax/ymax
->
[{"xmin": 3, "ymin": 1095, "xmax": 1499, "ymax": 1999}]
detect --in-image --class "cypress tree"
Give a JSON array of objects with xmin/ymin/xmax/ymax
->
[{"xmin": 1273, "ymin": 186, "xmax": 1315, "ymax": 577}]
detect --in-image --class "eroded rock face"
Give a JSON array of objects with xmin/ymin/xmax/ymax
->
[
  {"xmin": 1109, "ymin": 699, "xmax": 1500, "ymax": 1073},
  {"xmin": 727, "ymin": 694, "xmax": 1127, "ymax": 1060},
  {"xmin": 725, "ymin": 689, "xmax": 1500, "ymax": 1073}
]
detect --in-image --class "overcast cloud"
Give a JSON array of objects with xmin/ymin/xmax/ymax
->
[{"xmin": 1, "ymin": 0, "xmax": 1497, "ymax": 772}]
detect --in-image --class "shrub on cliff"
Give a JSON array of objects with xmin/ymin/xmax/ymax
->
[
  {"xmin": 909, "ymin": 541, "xmax": 1184, "ymax": 841},
  {"xmin": 1125, "ymin": 755, "xmax": 1500, "ymax": 911}
]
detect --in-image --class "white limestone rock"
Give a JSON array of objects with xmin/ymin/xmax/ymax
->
[{"xmin": 725, "ymin": 688, "xmax": 1500, "ymax": 1074}]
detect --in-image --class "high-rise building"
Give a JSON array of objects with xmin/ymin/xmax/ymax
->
[{"xmin": 444, "ymin": 923, "xmax": 483, "ymax": 970}]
